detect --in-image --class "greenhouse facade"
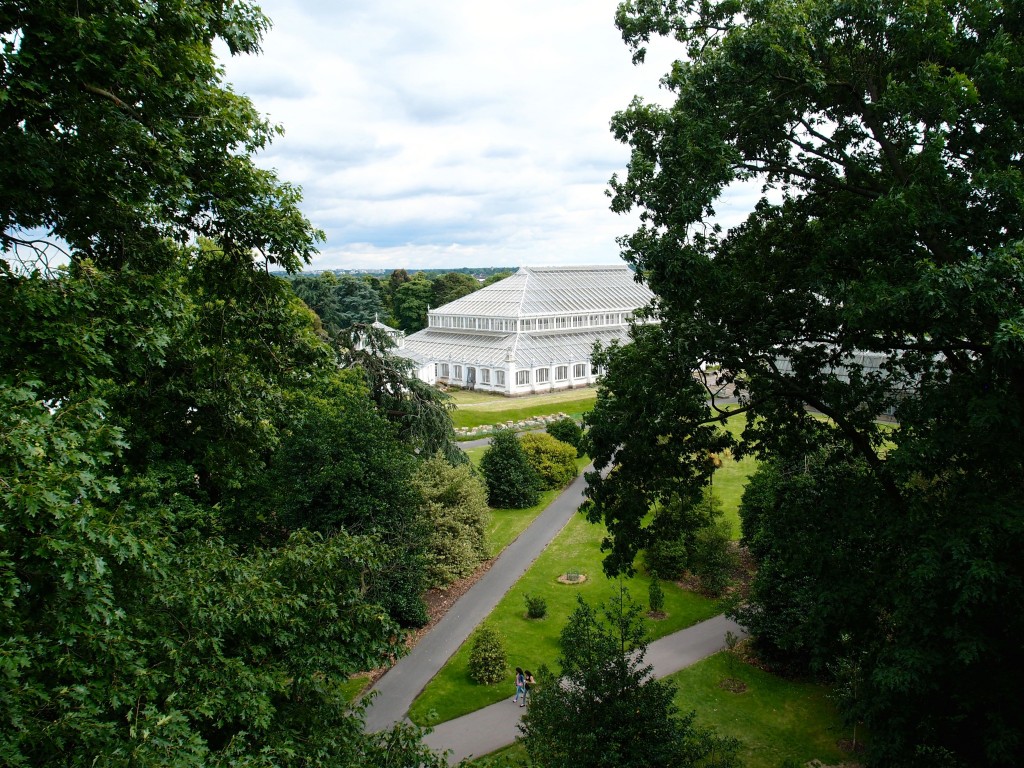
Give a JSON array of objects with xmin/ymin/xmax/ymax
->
[{"xmin": 394, "ymin": 264, "xmax": 654, "ymax": 396}]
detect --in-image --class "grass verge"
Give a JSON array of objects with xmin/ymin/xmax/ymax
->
[
  {"xmin": 669, "ymin": 652, "xmax": 859, "ymax": 768},
  {"xmin": 450, "ymin": 388, "xmax": 597, "ymax": 429},
  {"xmin": 407, "ymin": 512, "xmax": 723, "ymax": 726},
  {"xmin": 469, "ymin": 654, "xmax": 858, "ymax": 767}
]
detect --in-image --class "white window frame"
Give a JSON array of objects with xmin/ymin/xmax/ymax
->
[
  {"xmin": 481, "ymin": 368, "xmax": 491, "ymax": 384},
  {"xmin": 536, "ymin": 368, "xmax": 549, "ymax": 384},
  {"xmin": 453, "ymin": 364, "xmax": 463, "ymax": 380},
  {"xmin": 516, "ymin": 370, "xmax": 531, "ymax": 386},
  {"xmin": 438, "ymin": 362, "xmax": 450, "ymax": 378},
  {"xmin": 555, "ymin": 365, "xmax": 568, "ymax": 382},
  {"xmin": 496, "ymin": 370, "xmax": 506, "ymax": 386},
  {"xmin": 573, "ymin": 363, "xmax": 587, "ymax": 379}
]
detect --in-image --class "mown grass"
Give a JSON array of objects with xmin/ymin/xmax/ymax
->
[
  {"xmin": 469, "ymin": 654, "xmax": 857, "ymax": 767},
  {"xmin": 450, "ymin": 388, "xmax": 597, "ymax": 429},
  {"xmin": 669, "ymin": 652, "xmax": 859, "ymax": 768},
  {"xmin": 407, "ymin": 512, "xmax": 723, "ymax": 726},
  {"xmin": 712, "ymin": 451, "xmax": 757, "ymax": 540}
]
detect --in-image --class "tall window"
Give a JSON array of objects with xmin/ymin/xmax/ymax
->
[
  {"xmin": 453, "ymin": 365, "xmax": 463, "ymax": 380},
  {"xmin": 496, "ymin": 370, "xmax": 506, "ymax": 386},
  {"xmin": 555, "ymin": 365, "xmax": 568, "ymax": 382},
  {"xmin": 481, "ymin": 368, "xmax": 491, "ymax": 384},
  {"xmin": 573, "ymin": 363, "xmax": 586, "ymax": 379},
  {"xmin": 438, "ymin": 363, "xmax": 450, "ymax": 378},
  {"xmin": 516, "ymin": 370, "xmax": 531, "ymax": 386},
  {"xmin": 536, "ymin": 368, "xmax": 549, "ymax": 384}
]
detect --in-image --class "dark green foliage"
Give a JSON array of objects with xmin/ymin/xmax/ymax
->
[
  {"xmin": 393, "ymin": 276, "xmax": 434, "ymax": 332},
  {"xmin": 337, "ymin": 323, "xmax": 466, "ymax": 465},
  {"xmin": 524, "ymin": 593, "xmax": 548, "ymax": 619},
  {"xmin": 647, "ymin": 572, "xmax": 666, "ymax": 615},
  {"xmin": 0, "ymin": 2, "xmax": 319, "ymax": 273},
  {"xmin": 480, "ymin": 428, "xmax": 542, "ymax": 509},
  {"xmin": 735, "ymin": 446, "xmax": 888, "ymax": 675},
  {"xmin": 519, "ymin": 431, "xmax": 579, "ymax": 490},
  {"xmin": 644, "ymin": 490, "xmax": 726, "ymax": 581},
  {"xmin": 413, "ymin": 455, "xmax": 490, "ymax": 588},
  {"xmin": 0, "ymin": 2, "xmax": 448, "ymax": 764},
  {"xmin": 583, "ymin": 326, "xmax": 732, "ymax": 577},
  {"xmin": 291, "ymin": 272, "xmax": 384, "ymax": 331},
  {"xmin": 431, "ymin": 271, "xmax": 481, "ymax": 308},
  {"xmin": 587, "ymin": 1, "xmax": 1024, "ymax": 764},
  {"xmin": 518, "ymin": 587, "xmax": 740, "ymax": 768},
  {"xmin": 546, "ymin": 417, "xmax": 586, "ymax": 457},
  {"xmin": 690, "ymin": 520, "xmax": 737, "ymax": 598},
  {"xmin": 468, "ymin": 625, "xmax": 508, "ymax": 685},
  {"xmin": 233, "ymin": 369, "xmax": 431, "ymax": 628}
]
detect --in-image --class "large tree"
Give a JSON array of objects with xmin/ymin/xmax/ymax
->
[
  {"xmin": 0, "ymin": 2, "xmax": 448, "ymax": 764},
  {"xmin": 291, "ymin": 272, "xmax": 384, "ymax": 332},
  {"xmin": 584, "ymin": 1, "xmax": 1024, "ymax": 765},
  {"xmin": 518, "ymin": 588, "xmax": 739, "ymax": 768}
]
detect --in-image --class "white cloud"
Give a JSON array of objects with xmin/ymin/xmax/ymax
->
[{"xmin": 220, "ymin": 0, "xmax": 747, "ymax": 271}]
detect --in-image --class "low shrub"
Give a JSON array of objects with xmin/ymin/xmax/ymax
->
[
  {"xmin": 545, "ymin": 417, "xmax": 585, "ymax": 457},
  {"xmin": 648, "ymin": 572, "xmax": 665, "ymax": 615},
  {"xmin": 519, "ymin": 432, "xmax": 577, "ymax": 490},
  {"xmin": 468, "ymin": 624, "xmax": 507, "ymax": 685},
  {"xmin": 691, "ymin": 519, "xmax": 738, "ymax": 597},
  {"xmin": 524, "ymin": 593, "xmax": 548, "ymax": 619}
]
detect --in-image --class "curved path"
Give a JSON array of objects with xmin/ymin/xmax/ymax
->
[
  {"xmin": 363, "ymin": 465, "xmax": 594, "ymax": 732},
  {"xmin": 363, "ymin": 451, "xmax": 745, "ymax": 762},
  {"xmin": 422, "ymin": 613, "xmax": 744, "ymax": 763}
]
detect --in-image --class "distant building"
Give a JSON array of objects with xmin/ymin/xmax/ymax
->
[{"xmin": 393, "ymin": 265, "xmax": 654, "ymax": 395}]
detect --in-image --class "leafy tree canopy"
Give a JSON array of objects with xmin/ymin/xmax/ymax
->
[
  {"xmin": 584, "ymin": 1, "xmax": 1024, "ymax": 764},
  {"xmin": 431, "ymin": 271, "xmax": 482, "ymax": 308},
  {"xmin": 0, "ymin": 2, "xmax": 448, "ymax": 764},
  {"xmin": 393, "ymin": 276, "xmax": 434, "ymax": 332},
  {"xmin": 480, "ymin": 428, "xmax": 542, "ymax": 509},
  {"xmin": 291, "ymin": 272, "xmax": 384, "ymax": 332},
  {"xmin": 518, "ymin": 587, "xmax": 739, "ymax": 768},
  {"xmin": 412, "ymin": 454, "xmax": 490, "ymax": 588}
]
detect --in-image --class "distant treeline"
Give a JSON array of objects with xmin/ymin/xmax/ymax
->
[
  {"xmin": 274, "ymin": 266, "xmax": 516, "ymax": 279},
  {"xmin": 282, "ymin": 268, "xmax": 515, "ymax": 334}
]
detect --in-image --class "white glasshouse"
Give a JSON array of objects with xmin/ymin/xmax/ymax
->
[{"xmin": 393, "ymin": 264, "xmax": 654, "ymax": 396}]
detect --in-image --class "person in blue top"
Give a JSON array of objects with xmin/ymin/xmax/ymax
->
[{"xmin": 512, "ymin": 667, "xmax": 525, "ymax": 704}]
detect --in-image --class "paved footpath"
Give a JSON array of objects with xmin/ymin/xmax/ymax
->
[
  {"xmin": 422, "ymin": 613, "xmax": 745, "ymax": 763},
  {"xmin": 362, "ymin": 465, "xmax": 594, "ymax": 732},
  {"xmin": 363, "ymin": 448, "xmax": 746, "ymax": 762}
]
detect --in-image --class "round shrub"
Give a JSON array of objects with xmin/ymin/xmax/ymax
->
[
  {"xmin": 468, "ymin": 624, "xmax": 507, "ymax": 685},
  {"xmin": 524, "ymin": 593, "xmax": 548, "ymax": 619},
  {"xmin": 480, "ymin": 428, "xmax": 542, "ymax": 509},
  {"xmin": 545, "ymin": 417, "xmax": 585, "ymax": 457},
  {"xmin": 519, "ymin": 432, "xmax": 578, "ymax": 490}
]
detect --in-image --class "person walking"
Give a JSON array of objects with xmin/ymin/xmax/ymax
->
[
  {"xmin": 521, "ymin": 669, "xmax": 535, "ymax": 707},
  {"xmin": 512, "ymin": 667, "xmax": 525, "ymax": 704}
]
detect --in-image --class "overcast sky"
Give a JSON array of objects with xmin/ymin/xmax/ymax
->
[{"xmin": 220, "ymin": 1, "xmax": 751, "ymax": 272}]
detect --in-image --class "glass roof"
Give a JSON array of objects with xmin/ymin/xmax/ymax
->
[{"xmin": 431, "ymin": 265, "xmax": 653, "ymax": 318}]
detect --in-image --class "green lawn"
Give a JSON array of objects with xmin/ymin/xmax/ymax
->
[
  {"xmin": 712, "ymin": 451, "xmax": 757, "ymax": 540},
  {"xmin": 450, "ymin": 388, "xmax": 597, "ymax": 429},
  {"xmin": 469, "ymin": 654, "xmax": 858, "ymax": 767},
  {"xmin": 407, "ymin": 512, "xmax": 723, "ymax": 726},
  {"xmin": 669, "ymin": 652, "xmax": 860, "ymax": 768}
]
